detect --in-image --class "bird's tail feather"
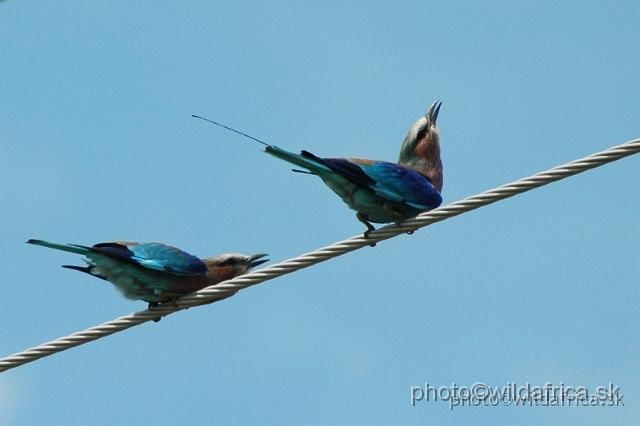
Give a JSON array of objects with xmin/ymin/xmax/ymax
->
[
  {"xmin": 62, "ymin": 264, "xmax": 108, "ymax": 280},
  {"xmin": 265, "ymin": 146, "xmax": 329, "ymax": 175},
  {"xmin": 26, "ymin": 239, "xmax": 91, "ymax": 255}
]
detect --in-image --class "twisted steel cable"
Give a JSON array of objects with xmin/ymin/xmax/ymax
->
[{"xmin": 1, "ymin": 138, "xmax": 638, "ymax": 373}]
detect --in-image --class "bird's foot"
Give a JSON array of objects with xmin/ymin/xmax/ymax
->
[
  {"xmin": 363, "ymin": 232, "xmax": 377, "ymax": 247},
  {"xmin": 363, "ymin": 232, "xmax": 376, "ymax": 247},
  {"xmin": 358, "ymin": 213, "xmax": 377, "ymax": 247},
  {"xmin": 392, "ymin": 217, "xmax": 414, "ymax": 235},
  {"xmin": 147, "ymin": 302, "xmax": 162, "ymax": 322},
  {"xmin": 401, "ymin": 224, "xmax": 415, "ymax": 235}
]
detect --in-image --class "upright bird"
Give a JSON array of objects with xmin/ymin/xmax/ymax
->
[
  {"xmin": 27, "ymin": 239, "xmax": 268, "ymax": 309},
  {"xmin": 193, "ymin": 100, "xmax": 443, "ymax": 237}
]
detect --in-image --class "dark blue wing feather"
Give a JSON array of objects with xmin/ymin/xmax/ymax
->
[{"xmin": 301, "ymin": 151, "xmax": 376, "ymax": 187}]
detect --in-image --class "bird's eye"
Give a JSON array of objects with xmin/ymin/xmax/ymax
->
[
  {"xmin": 218, "ymin": 258, "xmax": 238, "ymax": 267},
  {"xmin": 416, "ymin": 126, "xmax": 428, "ymax": 141}
]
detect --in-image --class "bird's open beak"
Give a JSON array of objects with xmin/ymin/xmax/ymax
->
[
  {"xmin": 428, "ymin": 100, "xmax": 442, "ymax": 124},
  {"xmin": 248, "ymin": 253, "xmax": 269, "ymax": 268}
]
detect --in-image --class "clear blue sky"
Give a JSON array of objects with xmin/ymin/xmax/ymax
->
[{"xmin": 1, "ymin": 1, "xmax": 638, "ymax": 424}]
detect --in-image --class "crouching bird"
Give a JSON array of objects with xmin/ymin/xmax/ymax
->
[
  {"xmin": 193, "ymin": 100, "xmax": 443, "ymax": 237},
  {"xmin": 27, "ymin": 239, "xmax": 268, "ymax": 312}
]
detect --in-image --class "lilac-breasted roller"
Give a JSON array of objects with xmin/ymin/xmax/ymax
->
[
  {"xmin": 193, "ymin": 101, "xmax": 443, "ymax": 237},
  {"xmin": 27, "ymin": 239, "xmax": 268, "ymax": 309}
]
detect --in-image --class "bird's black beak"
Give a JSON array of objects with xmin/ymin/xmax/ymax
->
[
  {"xmin": 248, "ymin": 253, "xmax": 269, "ymax": 268},
  {"xmin": 427, "ymin": 100, "xmax": 442, "ymax": 125}
]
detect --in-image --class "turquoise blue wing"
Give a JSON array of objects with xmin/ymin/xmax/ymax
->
[
  {"xmin": 264, "ymin": 146, "xmax": 442, "ymax": 209},
  {"xmin": 307, "ymin": 156, "xmax": 442, "ymax": 209},
  {"xmin": 353, "ymin": 160, "xmax": 442, "ymax": 209},
  {"xmin": 91, "ymin": 242, "xmax": 207, "ymax": 276}
]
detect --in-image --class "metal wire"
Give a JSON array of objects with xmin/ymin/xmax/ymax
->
[{"xmin": 1, "ymin": 138, "xmax": 639, "ymax": 373}]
